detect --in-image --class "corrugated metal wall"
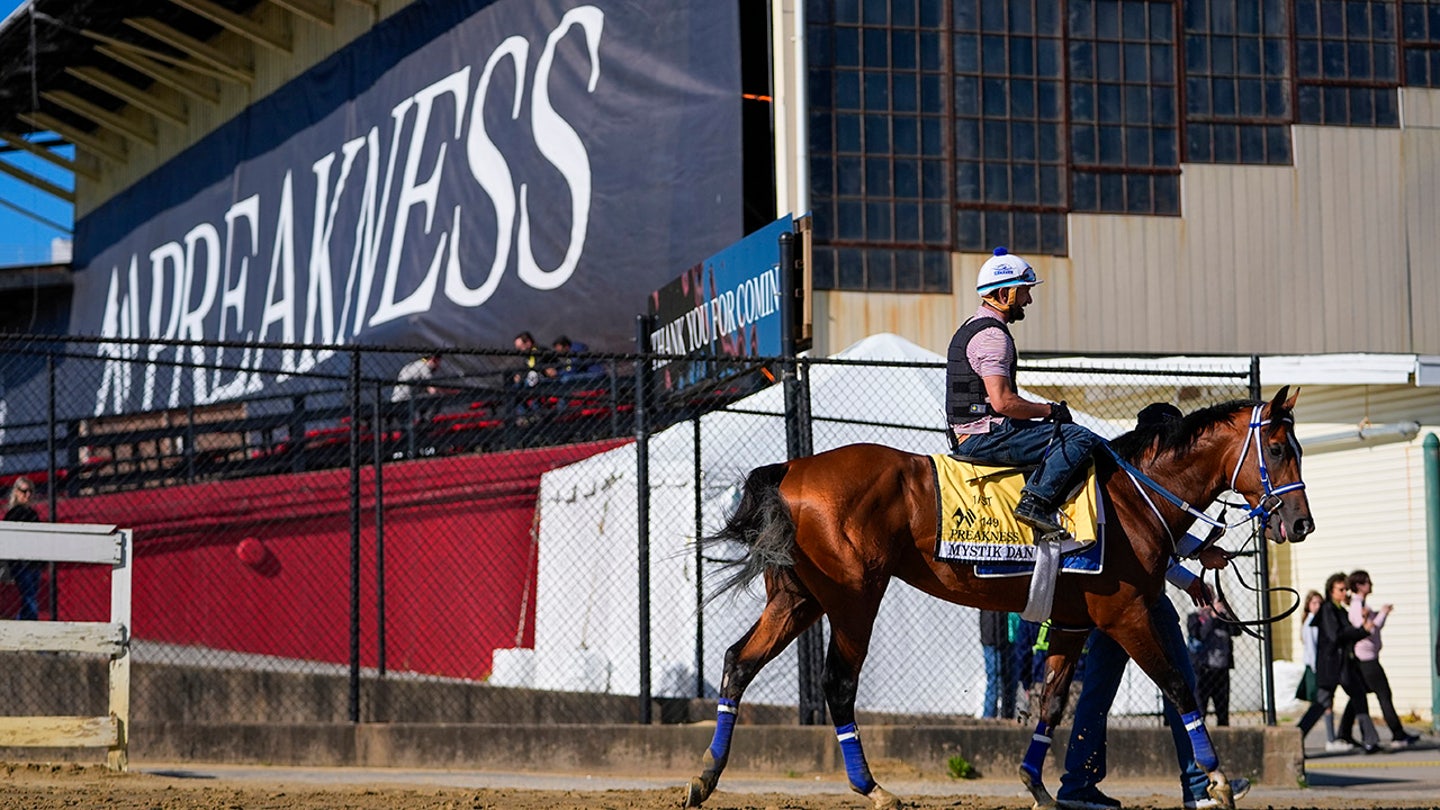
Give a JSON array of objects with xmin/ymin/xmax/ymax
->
[{"xmin": 819, "ymin": 90, "xmax": 1440, "ymax": 359}]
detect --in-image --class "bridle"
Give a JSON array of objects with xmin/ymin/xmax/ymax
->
[
  {"xmin": 1106, "ymin": 404, "xmax": 1309, "ymax": 638},
  {"xmin": 1105, "ymin": 404, "xmax": 1306, "ymax": 546}
]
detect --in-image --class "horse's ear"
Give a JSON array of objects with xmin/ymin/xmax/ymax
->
[{"xmin": 1267, "ymin": 385, "xmax": 1295, "ymax": 417}]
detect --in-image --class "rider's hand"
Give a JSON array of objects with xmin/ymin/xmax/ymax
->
[
  {"xmin": 1196, "ymin": 546, "xmax": 1230, "ymax": 570},
  {"xmin": 1186, "ymin": 579, "xmax": 1214, "ymax": 608},
  {"xmin": 1048, "ymin": 401, "xmax": 1073, "ymax": 424}
]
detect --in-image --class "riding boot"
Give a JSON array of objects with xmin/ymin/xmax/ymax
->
[{"xmin": 1014, "ymin": 493, "xmax": 1063, "ymax": 537}]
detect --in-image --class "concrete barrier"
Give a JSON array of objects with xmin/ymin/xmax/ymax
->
[{"xmin": 0, "ymin": 655, "xmax": 1304, "ymax": 787}]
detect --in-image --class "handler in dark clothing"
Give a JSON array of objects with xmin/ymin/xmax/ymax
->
[
  {"xmin": 1296, "ymin": 572, "xmax": 1378, "ymax": 750},
  {"xmin": 1187, "ymin": 601, "xmax": 1235, "ymax": 726}
]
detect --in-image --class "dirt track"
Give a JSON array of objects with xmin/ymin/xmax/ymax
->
[{"xmin": 3, "ymin": 762, "xmax": 1440, "ymax": 810}]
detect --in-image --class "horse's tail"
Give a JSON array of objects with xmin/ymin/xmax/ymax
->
[{"xmin": 702, "ymin": 462, "xmax": 796, "ymax": 603}]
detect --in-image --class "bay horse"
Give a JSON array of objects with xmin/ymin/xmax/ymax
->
[{"xmin": 683, "ymin": 387, "xmax": 1312, "ymax": 810}]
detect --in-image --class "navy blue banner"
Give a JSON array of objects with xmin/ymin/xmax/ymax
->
[{"xmin": 68, "ymin": 0, "xmax": 740, "ymax": 416}]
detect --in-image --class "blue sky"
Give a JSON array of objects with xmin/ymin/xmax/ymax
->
[{"xmin": 0, "ymin": 0, "xmax": 76, "ymax": 268}]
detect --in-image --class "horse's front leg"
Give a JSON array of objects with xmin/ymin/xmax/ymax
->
[
  {"xmin": 1105, "ymin": 605, "xmax": 1235, "ymax": 810},
  {"xmin": 1019, "ymin": 624, "xmax": 1089, "ymax": 810}
]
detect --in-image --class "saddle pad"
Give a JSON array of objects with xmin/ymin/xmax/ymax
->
[{"xmin": 928, "ymin": 455, "xmax": 1100, "ymax": 565}]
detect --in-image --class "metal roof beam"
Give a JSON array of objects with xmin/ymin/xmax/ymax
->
[
  {"xmin": 93, "ymin": 44, "xmax": 224, "ymax": 102},
  {"xmin": 0, "ymin": 159, "xmax": 75, "ymax": 203},
  {"xmin": 0, "ymin": 131, "xmax": 97, "ymax": 181},
  {"xmin": 122, "ymin": 18, "xmax": 255, "ymax": 84},
  {"xmin": 41, "ymin": 91, "xmax": 158, "ymax": 146},
  {"xmin": 167, "ymin": 0, "xmax": 292, "ymax": 54},
  {"xmin": 65, "ymin": 67, "xmax": 188, "ymax": 128},
  {"xmin": 267, "ymin": 0, "xmax": 334, "ymax": 28},
  {"xmin": 17, "ymin": 112, "xmax": 127, "ymax": 164}
]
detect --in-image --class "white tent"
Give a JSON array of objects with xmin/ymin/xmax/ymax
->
[{"xmin": 518, "ymin": 333, "xmax": 1165, "ymax": 716}]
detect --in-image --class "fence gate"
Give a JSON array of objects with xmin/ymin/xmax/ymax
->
[{"xmin": 0, "ymin": 521, "xmax": 132, "ymax": 770}]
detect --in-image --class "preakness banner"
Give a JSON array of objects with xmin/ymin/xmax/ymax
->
[{"xmin": 69, "ymin": 0, "xmax": 740, "ymax": 416}]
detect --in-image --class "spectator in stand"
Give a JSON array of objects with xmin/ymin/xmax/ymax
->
[
  {"xmin": 979, "ymin": 609, "xmax": 1016, "ymax": 719},
  {"xmin": 1187, "ymin": 599, "xmax": 1235, "ymax": 726},
  {"xmin": 4, "ymin": 477, "xmax": 43, "ymax": 620},
  {"xmin": 546, "ymin": 335, "xmax": 604, "ymax": 383},
  {"xmin": 391, "ymin": 353, "xmax": 442, "ymax": 403},
  {"xmin": 509, "ymin": 332, "xmax": 541, "ymax": 387},
  {"xmin": 1297, "ymin": 572, "xmax": 1379, "ymax": 753},
  {"xmin": 1338, "ymin": 570, "xmax": 1421, "ymax": 749}
]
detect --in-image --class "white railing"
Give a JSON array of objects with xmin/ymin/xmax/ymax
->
[{"xmin": 0, "ymin": 521, "xmax": 132, "ymax": 770}]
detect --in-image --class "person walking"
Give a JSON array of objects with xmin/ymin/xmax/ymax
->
[
  {"xmin": 1296, "ymin": 589, "xmax": 1350, "ymax": 751},
  {"xmin": 1187, "ymin": 600, "xmax": 1235, "ymax": 726},
  {"xmin": 1338, "ymin": 571, "xmax": 1421, "ymax": 749},
  {"xmin": 1297, "ymin": 572, "xmax": 1379, "ymax": 753}
]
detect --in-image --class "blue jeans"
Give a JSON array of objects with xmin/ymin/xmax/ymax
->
[
  {"xmin": 958, "ymin": 419, "xmax": 1105, "ymax": 505},
  {"xmin": 12, "ymin": 561, "xmax": 42, "ymax": 620},
  {"xmin": 982, "ymin": 643, "xmax": 1016, "ymax": 718},
  {"xmin": 1057, "ymin": 597, "xmax": 1210, "ymax": 804}
]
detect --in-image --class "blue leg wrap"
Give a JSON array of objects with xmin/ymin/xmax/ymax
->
[
  {"xmin": 1021, "ymin": 720, "xmax": 1052, "ymax": 783},
  {"xmin": 707, "ymin": 699, "xmax": 738, "ymax": 762},
  {"xmin": 1182, "ymin": 710, "xmax": 1219, "ymax": 772},
  {"xmin": 836, "ymin": 723, "xmax": 877, "ymax": 794}
]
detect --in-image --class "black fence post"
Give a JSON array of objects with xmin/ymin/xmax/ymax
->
[
  {"xmin": 635, "ymin": 314, "xmax": 653, "ymax": 724},
  {"xmin": 1250, "ymin": 354, "xmax": 1277, "ymax": 725},
  {"xmin": 348, "ymin": 349, "xmax": 362, "ymax": 723},
  {"xmin": 373, "ymin": 382, "xmax": 387, "ymax": 679},
  {"xmin": 46, "ymin": 353, "xmax": 59, "ymax": 619},
  {"xmin": 779, "ymin": 230, "xmax": 825, "ymax": 726},
  {"xmin": 693, "ymin": 415, "xmax": 705, "ymax": 698}
]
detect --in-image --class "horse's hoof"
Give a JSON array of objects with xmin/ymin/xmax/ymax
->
[
  {"xmin": 1019, "ymin": 765, "xmax": 1056, "ymax": 810},
  {"xmin": 1206, "ymin": 771, "xmax": 1235, "ymax": 810},
  {"xmin": 865, "ymin": 785, "xmax": 902, "ymax": 810},
  {"xmin": 682, "ymin": 776, "xmax": 709, "ymax": 807}
]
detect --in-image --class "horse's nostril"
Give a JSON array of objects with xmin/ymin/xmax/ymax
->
[{"xmin": 1296, "ymin": 518, "xmax": 1315, "ymax": 536}]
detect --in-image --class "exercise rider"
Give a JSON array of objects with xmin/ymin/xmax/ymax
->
[{"xmin": 946, "ymin": 247, "xmax": 1105, "ymax": 538}]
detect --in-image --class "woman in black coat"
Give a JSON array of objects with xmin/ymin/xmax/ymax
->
[{"xmin": 1296, "ymin": 572, "xmax": 1377, "ymax": 751}]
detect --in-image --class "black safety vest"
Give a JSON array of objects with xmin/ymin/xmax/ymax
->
[{"xmin": 946, "ymin": 315, "xmax": 1017, "ymax": 423}]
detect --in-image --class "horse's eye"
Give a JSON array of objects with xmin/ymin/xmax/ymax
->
[{"xmin": 1267, "ymin": 443, "xmax": 1284, "ymax": 460}]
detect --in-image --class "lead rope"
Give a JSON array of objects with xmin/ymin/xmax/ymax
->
[{"xmin": 1205, "ymin": 512, "xmax": 1301, "ymax": 640}]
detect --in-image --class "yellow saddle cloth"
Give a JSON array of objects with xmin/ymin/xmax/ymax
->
[{"xmin": 928, "ymin": 455, "xmax": 1101, "ymax": 564}]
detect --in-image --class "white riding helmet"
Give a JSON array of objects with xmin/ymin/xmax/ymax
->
[{"xmin": 975, "ymin": 247, "xmax": 1042, "ymax": 295}]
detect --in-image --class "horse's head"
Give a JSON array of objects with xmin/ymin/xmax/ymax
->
[{"xmin": 1227, "ymin": 386, "xmax": 1314, "ymax": 544}]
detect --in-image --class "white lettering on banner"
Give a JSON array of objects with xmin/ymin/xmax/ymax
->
[
  {"xmin": 181, "ymin": 222, "xmax": 221, "ymax": 405},
  {"xmin": 212, "ymin": 195, "xmax": 260, "ymax": 401},
  {"xmin": 371, "ymin": 66, "xmax": 471, "ymax": 325},
  {"xmin": 90, "ymin": 6, "xmax": 609, "ymax": 416},
  {"xmin": 451, "ymin": 36, "xmax": 528, "ymax": 308},
  {"xmin": 517, "ymin": 6, "xmax": 602, "ymax": 291},
  {"xmin": 142, "ymin": 242, "xmax": 184, "ymax": 411}
]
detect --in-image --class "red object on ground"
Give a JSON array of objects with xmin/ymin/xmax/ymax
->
[{"xmin": 235, "ymin": 537, "xmax": 267, "ymax": 567}]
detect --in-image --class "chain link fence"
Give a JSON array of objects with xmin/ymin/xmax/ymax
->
[{"xmin": 0, "ymin": 333, "xmax": 1271, "ymax": 729}]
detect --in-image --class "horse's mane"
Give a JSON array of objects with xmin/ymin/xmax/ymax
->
[{"xmin": 1108, "ymin": 398, "xmax": 1262, "ymax": 465}]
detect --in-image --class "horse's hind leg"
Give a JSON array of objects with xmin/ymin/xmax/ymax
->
[
  {"xmin": 1105, "ymin": 605, "xmax": 1235, "ymax": 810},
  {"xmin": 821, "ymin": 596, "xmax": 900, "ymax": 810},
  {"xmin": 683, "ymin": 569, "xmax": 822, "ymax": 808},
  {"xmin": 1019, "ymin": 623, "xmax": 1090, "ymax": 810}
]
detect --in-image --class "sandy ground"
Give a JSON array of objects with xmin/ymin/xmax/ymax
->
[{"xmin": 3, "ymin": 758, "xmax": 1440, "ymax": 810}]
